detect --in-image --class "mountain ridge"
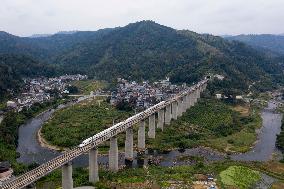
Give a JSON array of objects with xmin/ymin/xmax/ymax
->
[
  {"xmin": 0, "ymin": 21, "xmax": 283, "ymax": 95},
  {"xmin": 225, "ymin": 34, "xmax": 284, "ymax": 55}
]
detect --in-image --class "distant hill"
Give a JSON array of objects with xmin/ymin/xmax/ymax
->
[
  {"xmin": 29, "ymin": 34, "xmax": 52, "ymax": 38},
  {"xmin": 0, "ymin": 21, "xmax": 283, "ymax": 95},
  {"xmin": 29, "ymin": 31, "xmax": 78, "ymax": 38},
  {"xmin": 0, "ymin": 54, "xmax": 55, "ymax": 101},
  {"xmin": 225, "ymin": 34, "xmax": 284, "ymax": 55},
  {"xmin": 0, "ymin": 29, "xmax": 113, "ymax": 62}
]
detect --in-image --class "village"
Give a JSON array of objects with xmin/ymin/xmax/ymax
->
[
  {"xmin": 4, "ymin": 74, "xmax": 232, "ymax": 114},
  {"xmin": 110, "ymin": 77, "xmax": 188, "ymax": 110},
  {"xmin": 5, "ymin": 74, "xmax": 88, "ymax": 112}
]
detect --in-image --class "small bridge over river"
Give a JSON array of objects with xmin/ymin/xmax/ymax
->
[{"xmin": 0, "ymin": 79, "xmax": 208, "ymax": 189}]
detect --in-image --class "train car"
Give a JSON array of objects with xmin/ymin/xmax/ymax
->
[{"xmin": 79, "ymin": 137, "xmax": 93, "ymax": 147}]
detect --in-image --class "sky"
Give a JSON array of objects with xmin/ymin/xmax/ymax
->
[{"xmin": 0, "ymin": 0, "xmax": 284, "ymax": 37}]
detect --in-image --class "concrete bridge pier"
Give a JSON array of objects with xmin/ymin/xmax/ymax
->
[
  {"xmin": 157, "ymin": 109, "xmax": 164, "ymax": 130},
  {"xmin": 125, "ymin": 127, "xmax": 134, "ymax": 160},
  {"xmin": 138, "ymin": 121, "xmax": 146, "ymax": 150},
  {"xmin": 177, "ymin": 98, "xmax": 183, "ymax": 117},
  {"xmin": 203, "ymin": 84, "xmax": 207, "ymax": 92},
  {"xmin": 190, "ymin": 92, "xmax": 195, "ymax": 107},
  {"xmin": 185, "ymin": 94, "xmax": 191, "ymax": 109},
  {"xmin": 182, "ymin": 96, "xmax": 187, "ymax": 113},
  {"xmin": 193, "ymin": 90, "xmax": 198, "ymax": 105},
  {"xmin": 109, "ymin": 136, "xmax": 118, "ymax": 172},
  {"xmin": 197, "ymin": 88, "xmax": 201, "ymax": 99},
  {"xmin": 148, "ymin": 114, "xmax": 156, "ymax": 138},
  {"xmin": 165, "ymin": 105, "xmax": 171, "ymax": 125},
  {"xmin": 62, "ymin": 162, "xmax": 73, "ymax": 189},
  {"xmin": 89, "ymin": 148, "xmax": 99, "ymax": 183},
  {"xmin": 200, "ymin": 85, "xmax": 204, "ymax": 92},
  {"xmin": 172, "ymin": 101, "xmax": 178, "ymax": 120}
]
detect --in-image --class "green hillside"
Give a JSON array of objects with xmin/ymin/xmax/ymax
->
[
  {"xmin": 0, "ymin": 54, "xmax": 55, "ymax": 101},
  {"xmin": 0, "ymin": 21, "xmax": 283, "ymax": 94},
  {"xmin": 226, "ymin": 34, "xmax": 284, "ymax": 55}
]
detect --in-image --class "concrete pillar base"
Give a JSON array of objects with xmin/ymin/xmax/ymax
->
[
  {"xmin": 148, "ymin": 114, "xmax": 155, "ymax": 139},
  {"xmin": 89, "ymin": 148, "xmax": 99, "ymax": 183},
  {"xmin": 157, "ymin": 109, "xmax": 164, "ymax": 130},
  {"xmin": 165, "ymin": 105, "xmax": 171, "ymax": 125},
  {"xmin": 172, "ymin": 101, "xmax": 178, "ymax": 120},
  {"xmin": 138, "ymin": 121, "xmax": 146, "ymax": 150},
  {"xmin": 177, "ymin": 99, "xmax": 182, "ymax": 117},
  {"xmin": 62, "ymin": 162, "xmax": 73, "ymax": 189},
  {"xmin": 125, "ymin": 127, "xmax": 134, "ymax": 161},
  {"xmin": 109, "ymin": 137, "xmax": 118, "ymax": 172}
]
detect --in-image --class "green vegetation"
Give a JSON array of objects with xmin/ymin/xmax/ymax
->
[
  {"xmin": 0, "ymin": 54, "xmax": 56, "ymax": 101},
  {"xmin": 70, "ymin": 80, "xmax": 107, "ymax": 95},
  {"xmin": 220, "ymin": 166, "xmax": 261, "ymax": 189},
  {"xmin": 148, "ymin": 99, "xmax": 261, "ymax": 153},
  {"xmin": 276, "ymin": 117, "xmax": 284, "ymax": 160},
  {"xmin": 226, "ymin": 34, "xmax": 284, "ymax": 55},
  {"xmin": 36, "ymin": 161, "xmax": 217, "ymax": 188},
  {"xmin": 41, "ymin": 97, "xmax": 261, "ymax": 153},
  {"xmin": 0, "ymin": 111, "xmax": 26, "ymax": 168},
  {"xmin": 36, "ymin": 160, "xmax": 284, "ymax": 189},
  {"xmin": 42, "ymin": 99, "xmax": 132, "ymax": 148},
  {"xmin": 0, "ymin": 99, "xmax": 65, "ymax": 174},
  {"xmin": 1, "ymin": 22, "xmax": 284, "ymax": 94}
]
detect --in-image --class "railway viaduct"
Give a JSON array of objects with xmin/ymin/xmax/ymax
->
[{"xmin": 0, "ymin": 79, "xmax": 208, "ymax": 189}]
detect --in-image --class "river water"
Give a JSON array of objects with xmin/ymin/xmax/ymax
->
[
  {"xmin": 16, "ymin": 101, "xmax": 282, "ymax": 167},
  {"xmin": 231, "ymin": 101, "xmax": 282, "ymax": 161}
]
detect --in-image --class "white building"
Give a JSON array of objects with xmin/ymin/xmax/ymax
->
[
  {"xmin": 216, "ymin": 94, "xmax": 222, "ymax": 99},
  {"xmin": 6, "ymin": 101, "xmax": 17, "ymax": 108},
  {"xmin": 236, "ymin": 95, "xmax": 243, "ymax": 100},
  {"xmin": 215, "ymin": 75, "xmax": 225, "ymax": 80}
]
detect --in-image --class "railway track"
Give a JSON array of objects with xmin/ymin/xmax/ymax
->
[{"xmin": 0, "ymin": 79, "xmax": 208, "ymax": 189}]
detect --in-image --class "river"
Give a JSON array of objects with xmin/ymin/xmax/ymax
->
[
  {"xmin": 16, "ymin": 100, "xmax": 282, "ymax": 167},
  {"xmin": 231, "ymin": 101, "xmax": 283, "ymax": 161}
]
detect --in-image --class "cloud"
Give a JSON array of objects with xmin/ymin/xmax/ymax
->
[{"xmin": 0, "ymin": 0, "xmax": 283, "ymax": 36}]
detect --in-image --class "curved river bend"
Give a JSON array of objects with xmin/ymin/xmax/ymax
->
[
  {"xmin": 16, "ymin": 101, "xmax": 282, "ymax": 167},
  {"xmin": 231, "ymin": 101, "xmax": 282, "ymax": 161}
]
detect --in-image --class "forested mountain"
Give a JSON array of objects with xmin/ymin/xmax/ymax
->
[
  {"xmin": 0, "ymin": 29, "xmax": 113, "ymax": 62},
  {"xmin": 0, "ymin": 54, "xmax": 55, "ymax": 101},
  {"xmin": 0, "ymin": 21, "xmax": 284, "ymax": 95},
  {"xmin": 51, "ymin": 21, "xmax": 284, "ymax": 93},
  {"xmin": 225, "ymin": 34, "xmax": 284, "ymax": 55}
]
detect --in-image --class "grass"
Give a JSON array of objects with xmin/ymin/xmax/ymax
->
[
  {"xmin": 71, "ymin": 80, "xmax": 107, "ymax": 95},
  {"xmin": 232, "ymin": 105, "xmax": 250, "ymax": 116},
  {"xmin": 219, "ymin": 166, "xmax": 261, "ymax": 189},
  {"xmin": 250, "ymin": 161, "xmax": 284, "ymax": 180},
  {"xmin": 35, "ymin": 158, "xmax": 284, "ymax": 189},
  {"xmin": 41, "ymin": 98, "xmax": 132, "ymax": 148},
  {"xmin": 207, "ymin": 114, "xmax": 261, "ymax": 153},
  {"xmin": 147, "ymin": 99, "xmax": 261, "ymax": 153},
  {"xmin": 208, "ymin": 130, "xmax": 256, "ymax": 153},
  {"xmin": 36, "ymin": 161, "xmax": 224, "ymax": 188},
  {"xmin": 41, "ymin": 97, "xmax": 261, "ymax": 153},
  {"xmin": 37, "ymin": 161, "xmax": 283, "ymax": 189},
  {"xmin": 0, "ymin": 101, "xmax": 6, "ymax": 111},
  {"xmin": 271, "ymin": 182, "xmax": 284, "ymax": 189}
]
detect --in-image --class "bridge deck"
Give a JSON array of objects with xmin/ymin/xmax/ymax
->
[{"xmin": 0, "ymin": 80, "xmax": 207, "ymax": 189}]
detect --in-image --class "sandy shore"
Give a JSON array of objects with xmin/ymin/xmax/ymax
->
[{"xmin": 37, "ymin": 126, "xmax": 66, "ymax": 151}]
